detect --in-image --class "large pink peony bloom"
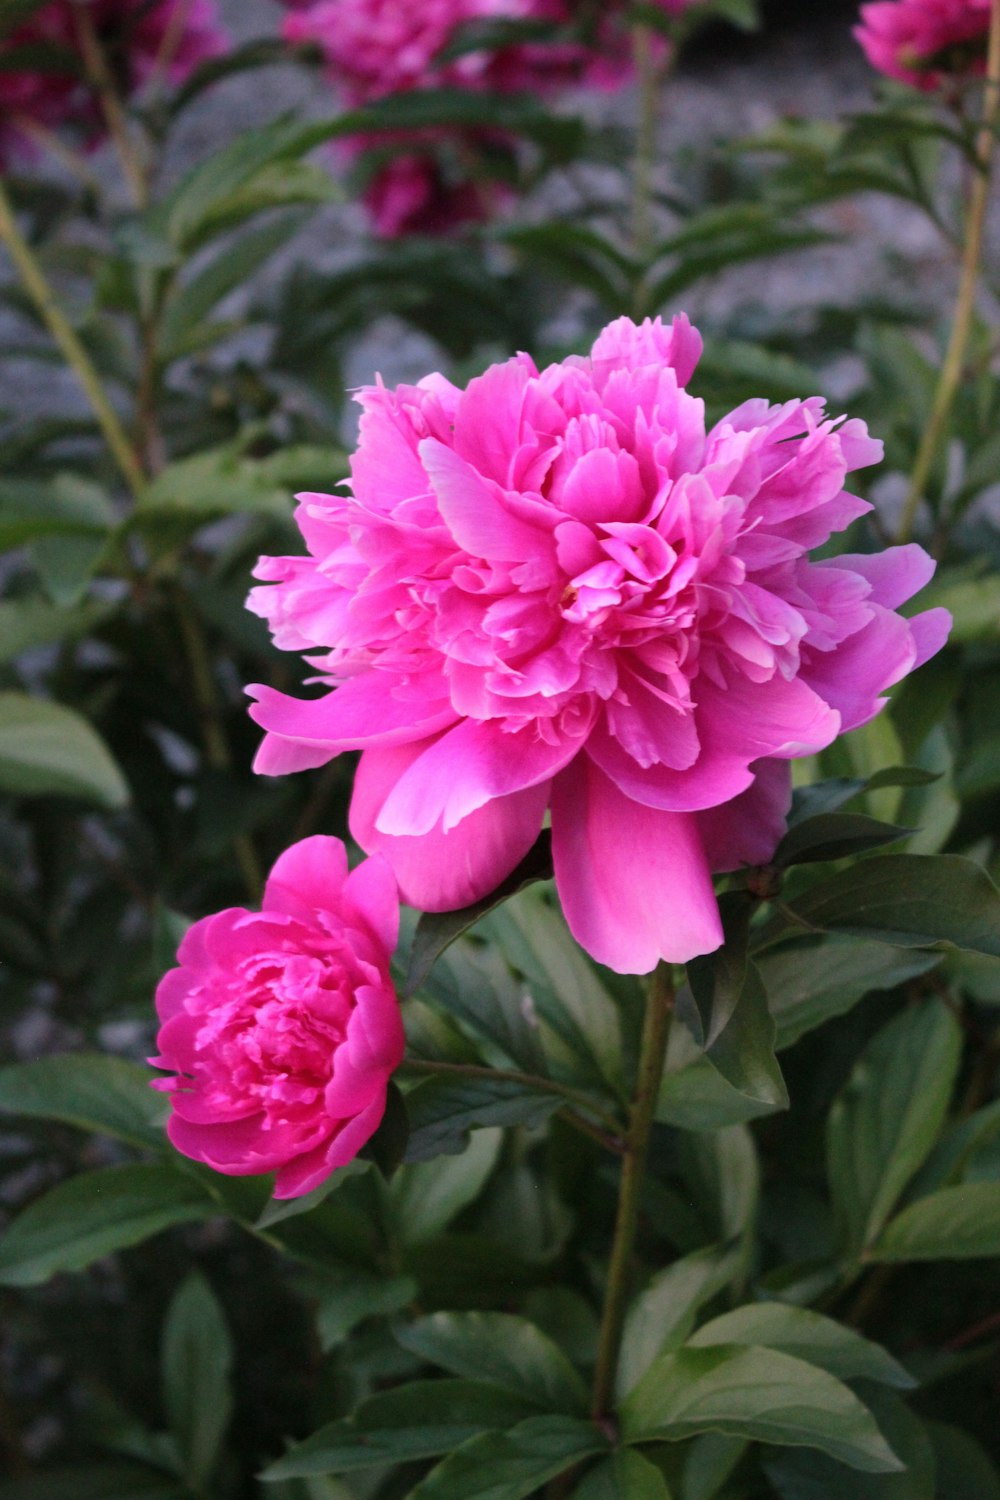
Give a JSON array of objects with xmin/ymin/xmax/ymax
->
[
  {"xmin": 246, "ymin": 316, "xmax": 950, "ymax": 975},
  {"xmin": 0, "ymin": 0, "xmax": 226, "ymax": 169},
  {"xmin": 151, "ymin": 837, "xmax": 404, "ymax": 1198},
  {"xmin": 855, "ymin": 0, "xmax": 991, "ymax": 90}
]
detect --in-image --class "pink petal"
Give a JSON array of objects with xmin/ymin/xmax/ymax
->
[
  {"xmin": 273, "ymin": 1094, "xmax": 386, "ymax": 1199},
  {"xmin": 375, "ymin": 717, "xmax": 583, "ymax": 836},
  {"xmin": 324, "ymin": 984, "xmax": 404, "ymax": 1119},
  {"xmin": 803, "ymin": 605, "xmax": 917, "ymax": 732},
  {"xmin": 696, "ymin": 758, "xmax": 792, "ymax": 872},
  {"xmin": 263, "ymin": 835, "xmax": 349, "ymax": 919},
  {"xmin": 419, "ymin": 438, "xmax": 550, "ymax": 560},
  {"xmin": 828, "ymin": 544, "xmax": 936, "ymax": 609},
  {"xmin": 350, "ymin": 741, "xmax": 549, "ymax": 911},
  {"xmin": 551, "ymin": 756, "xmax": 723, "ymax": 974},
  {"xmin": 909, "ymin": 606, "xmax": 952, "ymax": 668},
  {"xmin": 248, "ymin": 675, "xmax": 457, "ymax": 775},
  {"xmin": 342, "ymin": 854, "xmax": 400, "ymax": 955}
]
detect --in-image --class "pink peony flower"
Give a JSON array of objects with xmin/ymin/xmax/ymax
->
[
  {"xmin": 0, "ymin": 0, "xmax": 226, "ymax": 169},
  {"xmin": 150, "ymin": 837, "xmax": 404, "ymax": 1198},
  {"xmin": 246, "ymin": 316, "xmax": 950, "ymax": 975},
  {"xmin": 855, "ymin": 0, "xmax": 991, "ymax": 90},
  {"xmin": 352, "ymin": 139, "xmax": 512, "ymax": 237}
]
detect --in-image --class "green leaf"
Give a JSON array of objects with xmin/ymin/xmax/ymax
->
[
  {"xmin": 389, "ymin": 1127, "xmax": 502, "ymax": 1243},
  {"xmin": 686, "ymin": 892, "xmax": 754, "ymax": 1048},
  {"xmin": 395, "ymin": 1311, "xmax": 589, "ymax": 1414},
  {"xmin": 405, "ymin": 832, "xmax": 552, "ymax": 997},
  {"xmin": 826, "ymin": 1001, "xmax": 962, "ymax": 1254},
  {"xmin": 698, "ymin": 961, "xmax": 788, "ymax": 1111},
  {"xmin": 763, "ymin": 1388, "xmax": 935, "ymax": 1500},
  {"xmin": 870, "ymin": 1182, "xmax": 1000, "ymax": 1261},
  {"xmin": 786, "ymin": 855, "xmax": 1000, "ymax": 957},
  {"xmin": 0, "ymin": 473, "xmax": 112, "ymax": 549},
  {"xmin": 403, "ymin": 1074, "xmax": 560, "ymax": 1161},
  {"xmin": 0, "ymin": 1054, "xmax": 168, "ymax": 1152},
  {"xmin": 0, "ymin": 692, "xmax": 130, "ymax": 808},
  {"xmin": 757, "ymin": 939, "xmax": 942, "ymax": 1051},
  {"xmin": 574, "ymin": 1451, "xmax": 672, "ymax": 1499},
  {"xmin": 314, "ymin": 1267, "xmax": 416, "ymax": 1350},
  {"xmin": 680, "ymin": 1434, "xmax": 747, "ymax": 1500},
  {"xmin": 134, "ymin": 447, "xmax": 292, "ymax": 522},
  {"xmin": 688, "ymin": 1305, "xmax": 913, "ymax": 1388},
  {"xmin": 0, "ymin": 597, "xmax": 114, "ymax": 665},
  {"xmin": 484, "ymin": 890, "xmax": 625, "ymax": 1098},
  {"xmin": 405, "ymin": 1416, "xmax": 607, "ymax": 1500},
  {"xmin": 159, "ymin": 212, "xmax": 310, "ymax": 361},
  {"xmin": 617, "ymin": 1246, "xmax": 740, "ymax": 1398},
  {"xmin": 262, "ymin": 1380, "xmax": 541, "ymax": 1479},
  {"xmin": 360, "ymin": 1079, "xmax": 409, "ymax": 1180},
  {"xmin": 926, "ymin": 1422, "xmax": 1000, "ymax": 1500},
  {"xmin": 620, "ymin": 1346, "xmax": 901, "ymax": 1473},
  {"xmin": 775, "ymin": 814, "xmax": 912, "ymax": 867},
  {"xmin": 411, "ymin": 937, "xmax": 548, "ymax": 1077},
  {"xmin": 0, "ymin": 1163, "xmax": 216, "ymax": 1287},
  {"xmin": 162, "ymin": 1273, "xmax": 233, "ymax": 1491}
]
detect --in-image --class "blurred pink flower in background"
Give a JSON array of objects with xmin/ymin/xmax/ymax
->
[
  {"xmin": 246, "ymin": 315, "xmax": 950, "ymax": 975},
  {"xmin": 0, "ymin": 0, "xmax": 226, "ymax": 168},
  {"xmin": 279, "ymin": 0, "xmax": 632, "ymax": 235},
  {"xmin": 151, "ymin": 837, "xmax": 404, "ymax": 1199},
  {"xmin": 855, "ymin": 0, "xmax": 991, "ymax": 90}
]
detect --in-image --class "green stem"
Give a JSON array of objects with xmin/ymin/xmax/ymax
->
[
  {"xmin": 0, "ymin": 179, "xmax": 147, "ymax": 497},
  {"xmin": 590, "ymin": 963, "xmax": 674, "ymax": 1423},
  {"xmin": 399, "ymin": 1057, "xmax": 626, "ymax": 1143},
  {"xmin": 74, "ymin": 3, "xmax": 149, "ymax": 209},
  {"xmin": 898, "ymin": 0, "xmax": 1000, "ymax": 542},
  {"xmin": 631, "ymin": 24, "xmax": 660, "ymax": 268}
]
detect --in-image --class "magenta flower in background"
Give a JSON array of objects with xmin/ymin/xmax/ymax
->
[
  {"xmin": 151, "ymin": 837, "xmax": 404, "ymax": 1199},
  {"xmin": 279, "ymin": 0, "xmax": 630, "ymax": 235},
  {"xmin": 246, "ymin": 316, "xmax": 950, "ymax": 975},
  {"xmin": 0, "ymin": 0, "xmax": 226, "ymax": 169},
  {"xmin": 856, "ymin": 0, "xmax": 991, "ymax": 90}
]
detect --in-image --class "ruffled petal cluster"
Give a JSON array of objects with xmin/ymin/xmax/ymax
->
[
  {"xmin": 855, "ymin": 0, "xmax": 991, "ymax": 90},
  {"xmin": 0, "ymin": 0, "xmax": 226, "ymax": 169},
  {"xmin": 151, "ymin": 837, "xmax": 404, "ymax": 1198},
  {"xmin": 247, "ymin": 316, "xmax": 950, "ymax": 974}
]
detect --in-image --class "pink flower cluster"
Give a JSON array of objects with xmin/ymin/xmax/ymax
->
[
  {"xmin": 0, "ymin": 0, "xmax": 225, "ymax": 169},
  {"xmin": 152, "ymin": 837, "xmax": 404, "ymax": 1198},
  {"xmin": 279, "ymin": 0, "xmax": 698, "ymax": 235},
  {"xmin": 856, "ymin": 0, "xmax": 992, "ymax": 90},
  {"xmin": 247, "ymin": 315, "xmax": 950, "ymax": 975}
]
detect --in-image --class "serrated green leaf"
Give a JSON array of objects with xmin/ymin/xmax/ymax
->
[
  {"xmin": 620, "ymin": 1346, "xmax": 901, "ymax": 1473},
  {"xmin": 0, "ymin": 693, "xmax": 129, "ymax": 808},
  {"xmin": 0, "ymin": 1054, "xmax": 167, "ymax": 1152},
  {"xmin": 0, "ymin": 1164, "xmax": 216, "ymax": 1287}
]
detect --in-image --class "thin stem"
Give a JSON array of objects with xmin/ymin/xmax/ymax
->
[
  {"xmin": 0, "ymin": 178, "xmax": 147, "ymax": 496},
  {"xmin": 10, "ymin": 114, "xmax": 101, "ymax": 193},
  {"xmin": 74, "ymin": 3, "xmax": 149, "ymax": 209},
  {"xmin": 898, "ymin": 0, "xmax": 1000, "ymax": 542},
  {"xmin": 399, "ymin": 1057, "xmax": 625, "ymax": 1142},
  {"xmin": 590, "ymin": 963, "xmax": 674, "ymax": 1423},
  {"xmin": 631, "ymin": 25, "xmax": 660, "ymax": 267}
]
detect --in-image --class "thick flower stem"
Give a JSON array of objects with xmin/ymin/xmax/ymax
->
[
  {"xmin": 0, "ymin": 179, "xmax": 147, "ymax": 497},
  {"xmin": 898, "ymin": 0, "xmax": 1000, "ymax": 543},
  {"xmin": 589, "ymin": 963, "xmax": 674, "ymax": 1423}
]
